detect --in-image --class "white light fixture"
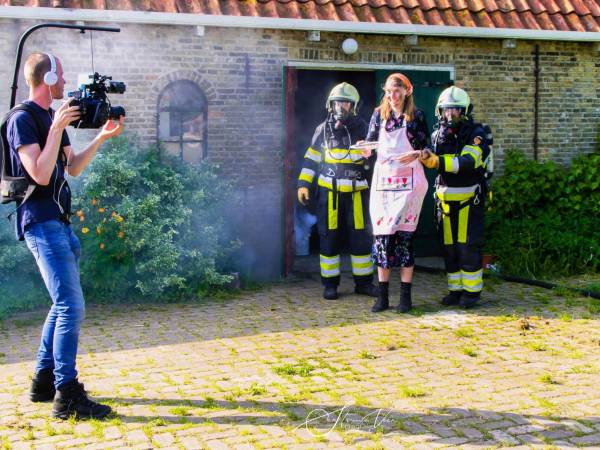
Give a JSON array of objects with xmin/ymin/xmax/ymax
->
[
  {"xmin": 502, "ymin": 39, "xmax": 517, "ymax": 49},
  {"xmin": 195, "ymin": 25, "xmax": 205, "ymax": 37},
  {"xmin": 341, "ymin": 37, "xmax": 358, "ymax": 55},
  {"xmin": 405, "ymin": 34, "xmax": 418, "ymax": 46},
  {"xmin": 306, "ymin": 30, "xmax": 320, "ymax": 42}
]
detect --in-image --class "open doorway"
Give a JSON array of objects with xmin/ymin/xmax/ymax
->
[{"xmin": 283, "ymin": 66, "xmax": 453, "ymax": 276}]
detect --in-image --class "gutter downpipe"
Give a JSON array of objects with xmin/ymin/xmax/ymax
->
[
  {"xmin": 1, "ymin": 6, "xmax": 600, "ymax": 43},
  {"xmin": 533, "ymin": 44, "xmax": 540, "ymax": 161}
]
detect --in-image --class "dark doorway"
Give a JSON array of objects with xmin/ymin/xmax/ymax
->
[{"xmin": 283, "ymin": 67, "xmax": 452, "ymax": 276}]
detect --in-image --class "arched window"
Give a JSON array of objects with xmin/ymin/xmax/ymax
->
[{"xmin": 157, "ymin": 80, "xmax": 207, "ymax": 164}]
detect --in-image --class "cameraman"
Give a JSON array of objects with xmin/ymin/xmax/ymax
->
[{"xmin": 7, "ymin": 52, "xmax": 123, "ymax": 419}]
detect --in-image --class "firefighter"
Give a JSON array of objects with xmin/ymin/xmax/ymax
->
[
  {"xmin": 297, "ymin": 82, "xmax": 378, "ymax": 300},
  {"xmin": 419, "ymin": 86, "xmax": 491, "ymax": 308}
]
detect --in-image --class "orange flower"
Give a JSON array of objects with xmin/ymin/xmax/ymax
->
[
  {"xmin": 117, "ymin": 231, "xmax": 125, "ymax": 239},
  {"xmin": 98, "ymin": 207, "xmax": 106, "ymax": 213},
  {"xmin": 99, "ymin": 243, "xmax": 105, "ymax": 250},
  {"xmin": 76, "ymin": 210, "xmax": 84, "ymax": 217},
  {"xmin": 79, "ymin": 215, "xmax": 85, "ymax": 222},
  {"xmin": 91, "ymin": 198, "xmax": 97, "ymax": 206},
  {"xmin": 111, "ymin": 211, "xmax": 117, "ymax": 217},
  {"xmin": 81, "ymin": 227, "xmax": 90, "ymax": 234}
]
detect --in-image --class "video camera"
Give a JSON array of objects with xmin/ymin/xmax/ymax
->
[{"xmin": 68, "ymin": 72, "xmax": 126, "ymax": 128}]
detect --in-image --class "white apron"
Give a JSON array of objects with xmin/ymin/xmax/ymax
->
[{"xmin": 370, "ymin": 122, "xmax": 428, "ymax": 235}]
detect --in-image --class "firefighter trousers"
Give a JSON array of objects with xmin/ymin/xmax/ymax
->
[
  {"xmin": 436, "ymin": 195, "xmax": 485, "ymax": 295},
  {"xmin": 316, "ymin": 187, "xmax": 374, "ymax": 288}
]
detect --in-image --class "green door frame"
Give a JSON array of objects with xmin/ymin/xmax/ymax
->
[{"xmin": 282, "ymin": 63, "xmax": 454, "ymax": 275}]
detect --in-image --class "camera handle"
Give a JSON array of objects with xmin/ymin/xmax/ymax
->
[{"xmin": 9, "ymin": 23, "xmax": 120, "ymax": 109}]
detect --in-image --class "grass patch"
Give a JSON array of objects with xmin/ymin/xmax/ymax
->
[
  {"xmin": 246, "ymin": 383, "xmax": 268, "ymax": 396},
  {"xmin": 539, "ymin": 373, "xmax": 560, "ymax": 385},
  {"xmin": 454, "ymin": 326, "xmax": 475, "ymax": 338},
  {"xmin": 359, "ymin": 351, "xmax": 377, "ymax": 360},
  {"xmin": 273, "ymin": 360, "xmax": 316, "ymax": 377},
  {"xmin": 399, "ymin": 385, "xmax": 428, "ymax": 398},
  {"xmin": 528, "ymin": 341, "xmax": 547, "ymax": 352},
  {"xmin": 169, "ymin": 406, "xmax": 191, "ymax": 416},
  {"xmin": 460, "ymin": 346, "xmax": 478, "ymax": 357}
]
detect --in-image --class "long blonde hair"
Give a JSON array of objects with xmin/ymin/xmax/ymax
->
[{"xmin": 378, "ymin": 73, "xmax": 415, "ymax": 123}]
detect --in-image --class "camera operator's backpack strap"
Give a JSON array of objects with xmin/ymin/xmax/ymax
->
[{"xmin": 1, "ymin": 103, "xmax": 46, "ymax": 218}]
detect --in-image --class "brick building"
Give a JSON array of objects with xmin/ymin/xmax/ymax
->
[{"xmin": 0, "ymin": 1, "xmax": 598, "ymax": 279}]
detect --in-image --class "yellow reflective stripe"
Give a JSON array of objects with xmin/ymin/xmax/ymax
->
[
  {"xmin": 436, "ymin": 185, "xmax": 478, "ymax": 202},
  {"xmin": 320, "ymin": 254, "xmax": 340, "ymax": 277},
  {"xmin": 299, "ymin": 168, "xmax": 315, "ymax": 183},
  {"xmin": 436, "ymin": 191, "xmax": 474, "ymax": 201},
  {"xmin": 351, "ymin": 254, "xmax": 374, "ymax": 275},
  {"xmin": 353, "ymin": 191, "xmax": 364, "ymax": 230},
  {"xmin": 324, "ymin": 148, "xmax": 365, "ymax": 164},
  {"xmin": 462, "ymin": 145, "xmax": 483, "ymax": 168},
  {"xmin": 317, "ymin": 176, "xmax": 369, "ymax": 192},
  {"xmin": 352, "ymin": 265, "xmax": 374, "ymax": 276},
  {"xmin": 458, "ymin": 202, "xmax": 470, "ymax": 244},
  {"xmin": 439, "ymin": 200, "xmax": 453, "ymax": 245},
  {"xmin": 351, "ymin": 254, "xmax": 371, "ymax": 264},
  {"xmin": 328, "ymin": 191, "xmax": 338, "ymax": 230},
  {"xmin": 447, "ymin": 272, "xmax": 462, "ymax": 291},
  {"xmin": 305, "ymin": 147, "xmax": 321, "ymax": 163},
  {"xmin": 442, "ymin": 155, "xmax": 459, "ymax": 173},
  {"xmin": 462, "ymin": 269, "xmax": 483, "ymax": 292}
]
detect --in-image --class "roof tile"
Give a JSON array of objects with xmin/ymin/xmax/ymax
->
[{"xmin": 6, "ymin": 0, "xmax": 599, "ymax": 33}]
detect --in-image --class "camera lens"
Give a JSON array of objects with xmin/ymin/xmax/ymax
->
[{"xmin": 108, "ymin": 81, "xmax": 126, "ymax": 94}]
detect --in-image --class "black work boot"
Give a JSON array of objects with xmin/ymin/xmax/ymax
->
[
  {"xmin": 397, "ymin": 282, "xmax": 412, "ymax": 313},
  {"xmin": 323, "ymin": 285, "xmax": 339, "ymax": 300},
  {"xmin": 52, "ymin": 380, "xmax": 112, "ymax": 420},
  {"xmin": 441, "ymin": 290, "xmax": 462, "ymax": 306},
  {"xmin": 371, "ymin": 282, "xmax": 389, "ymax": 312},
  {"xmin": 30, "ymin": 368, "xmax": 55, "ymax": 402},
  {"xmin": 460, "ymin": 292, "xmax": 480, "ymax": 309},
  {"xmin": 354, "ymin": 283, "xmax": 379, "ymax": 297}
]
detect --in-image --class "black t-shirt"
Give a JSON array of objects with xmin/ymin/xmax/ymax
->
[{"xmin": 7, "ymin": 100, "xmax": 71, "ymax": 240}]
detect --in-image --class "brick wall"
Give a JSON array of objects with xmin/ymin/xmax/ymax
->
[{"xmin": 1, "ymin": 18, "xmax": 598, "ymax": 279}]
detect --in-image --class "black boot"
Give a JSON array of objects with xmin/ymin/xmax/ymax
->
[
  {"xmin": 323, "ymin": 285, "xmax": 339, "ymax": 300},
  {"xmin": 397, "ymin": 282, "xmax": 412, "ymax": 313},
  {"xmin": 460, "ymin": 291, "xmax": 480, "ymax": 309},
  {"xmin": 371, "ymin": 282, "xmax": 389, "ymax": 312},
  {"xmin": 354, "ymin": 283, "xmax": 379, "ymax": 297},
  {"xmin": 30, "ymin": 368, "xmax": 55, "ymax": 402},
  {"xmin": 52, "ymin": 380, "xmax": 112, "ymax": 420},
  {"xmin": 441, "ymin": 290, "xmax": 462, "ymax": 306}
]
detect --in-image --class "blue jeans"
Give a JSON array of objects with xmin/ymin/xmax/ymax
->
[{"xmin": 24, "ymin": 220, "xmax": 85, "ymax": 388}]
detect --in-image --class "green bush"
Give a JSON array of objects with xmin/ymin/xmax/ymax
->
[
  {"xmin": 74, "ymin": 137, "xmax": 241, "ymax": 302},
  {"xmin": 0, "ymin": 137, "xmax": 241, "ymax": 316},
  {"xmin": 0, "ymin": 216, "xmax": 47, "ymax": 319},
  {"xmin": 486, "ymin": 149, "xmax": 599, "ymax": 278}
]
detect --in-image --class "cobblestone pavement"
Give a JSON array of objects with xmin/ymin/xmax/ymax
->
[{"xmin": 1, "ymin": 271, "xmax": 600, "ymax": 449}]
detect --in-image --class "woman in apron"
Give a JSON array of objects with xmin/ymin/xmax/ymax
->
[{"xmin": 359, "ymin": 73, "xmax": 430, "ymax": 313}]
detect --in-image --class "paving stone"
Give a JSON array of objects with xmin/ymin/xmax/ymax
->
[
  {"xmin": 0, "ymin": 275, "xmax": 599, "ymax": 449},
  {"xmin": 571, "ymin": 433, "xmax": 600, "ymax": 445}
]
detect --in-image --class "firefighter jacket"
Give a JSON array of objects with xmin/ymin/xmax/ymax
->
[
  {"xmin": 298, "ymin": 115, "xmax": 368, "ymax": 193},
  {"xmin": 432, "ymin": 118, "xmax": 490, "ymax": 202}
]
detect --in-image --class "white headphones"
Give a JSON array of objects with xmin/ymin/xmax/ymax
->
[{"xmin": 43, "ymin": 53, "xmax": 58, "ymax": 86}]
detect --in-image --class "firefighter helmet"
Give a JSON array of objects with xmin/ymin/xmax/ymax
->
[
  {"xmin": 326, "ymin": 82, "xmax": 360, "ymax": 115},
  {"xmin": 436, "ymin": 86, "xmax": 471, "ymax": 118}
]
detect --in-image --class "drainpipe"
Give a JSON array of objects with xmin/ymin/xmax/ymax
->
[{"xmin": 533, "ymin": 44, "xmax": 540, "ymax": 161}]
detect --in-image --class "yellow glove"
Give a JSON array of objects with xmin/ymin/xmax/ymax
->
[
  {"xmin": 419, "ymin": 150, "xmax": 439, "ymax": 169},
  {"xmin": 298, "ymin": 187, "xmax": 310, "ymax": 205}
]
